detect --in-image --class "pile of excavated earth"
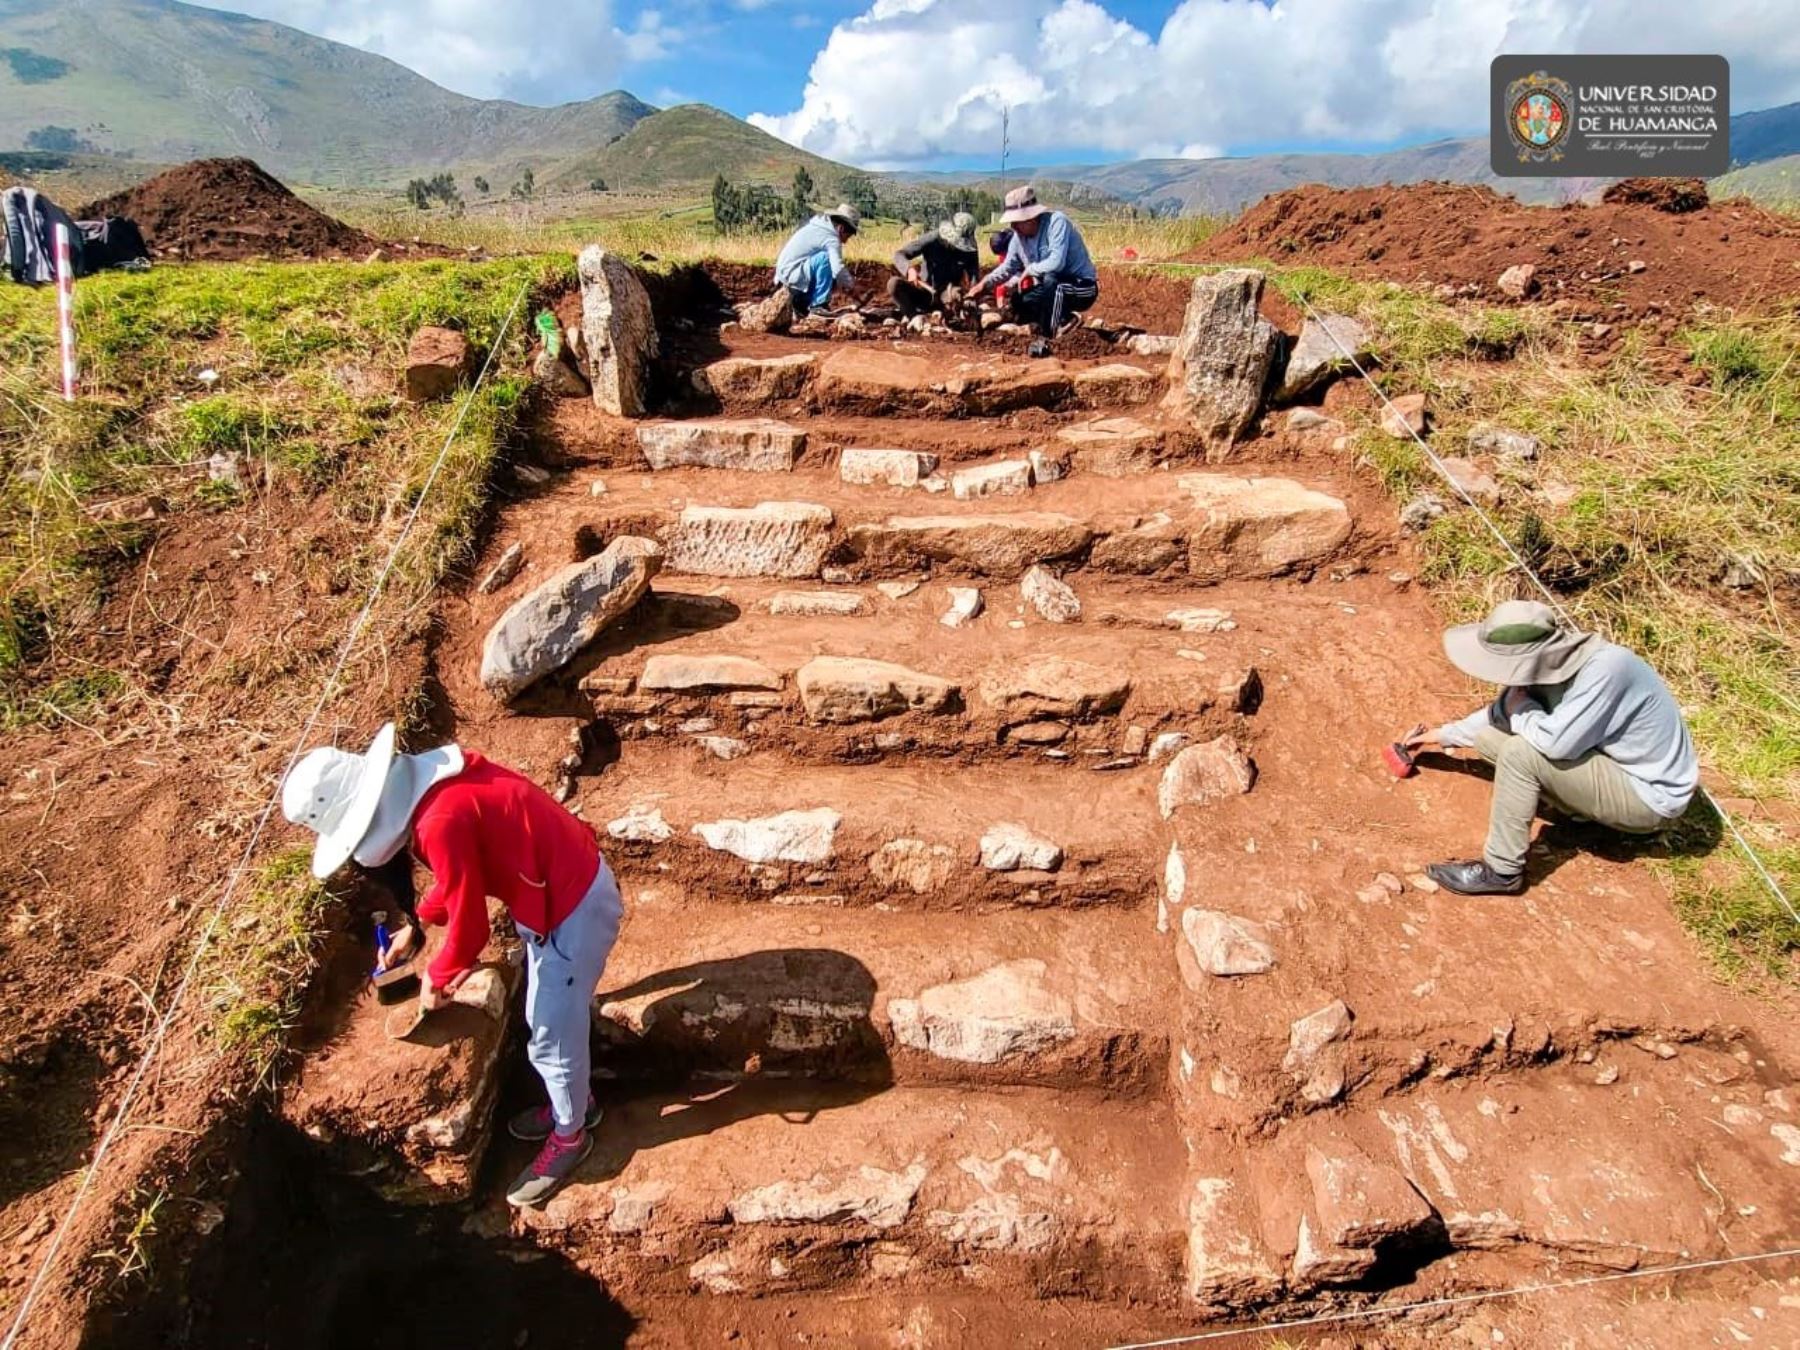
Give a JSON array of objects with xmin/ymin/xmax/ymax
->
[
  {"xmin": 189, "ymin": 248, "xmax": 1800, "ymax": 1345},
  {"xmin": 1183, "ymin": 178, "xmax": 1800, "ymax": 316}
]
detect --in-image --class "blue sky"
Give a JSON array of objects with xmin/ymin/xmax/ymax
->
[{"xmin": 201, "ymin": 0, "xmax": 1800, "ymax": 170}]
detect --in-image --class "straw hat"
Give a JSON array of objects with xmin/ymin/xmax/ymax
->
[
  {"xmin": 1442, "ymin": 600, "xmax": 1600, "ymax": 687},
  {"xmin": 1000, "ymin": 185, "xmax": 1049, "ymax": 224},
  {"xmin": 282, "ymin": 722, "xmax": 465, "ymax": 879},
  {"xmin": 937, "ymin": 211, "xmax": 978, "ymax": 251},
  {"xmin": 827, "ymin": 203, "xmax": 861, "ymax": 234}
]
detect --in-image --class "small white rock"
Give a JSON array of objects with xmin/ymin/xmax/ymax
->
[
  {"xmin": 978, "ymin": 822, "xmax": 1063, "ymax": 872},
  {"xmin": 940, "ymin": 586, "xmax": 984, "ymax": 628}
]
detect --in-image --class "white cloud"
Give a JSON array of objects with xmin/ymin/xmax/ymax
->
[
  {"xmin": 613, "ymin": 8, "xmax": 683, "ymax": 63},
  {"xmin": 751, "ymin": 0, "xmax": 1800, "ymax": 165},
  {"xmin": 191, "ymin": 0, "xmax": 627, "ymax": 103}
]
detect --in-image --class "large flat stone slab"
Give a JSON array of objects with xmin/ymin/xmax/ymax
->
[
  {"xmin": 1074, "ymin": 364, "xmax": 1158, "ymax": 406},
  {"xmin": 1178, "ymin": 475, "xmax": 1351, "ymax": 580},
  {"xmin": 796, "ymin": 656, "xmax": 959, "ymax": 723},
  {"xmin": 845, "ymin": 513, "xmax": 1093, "ymax": 578},
  {"xmin": 640, "ymin": 653, "xmax": 784, "ymax": 692},
  {"xmin": 888, "ymin": 959, "xmax": 1076, "ymax": 1065},
  {"xmin": 978, "ymin": 655, "xmax": 1129, "ymax": 723},
  {"xmin": 478, "ymin": 536, "xmax": 661, "ymax": 700},
  {"xmin": 817, "ymin": 348, "xmax": 1073, "ymax": 415},
  {"xmin": 839, "ymin": 447, "xmax": 938, "ymax": 487},
  {"xmin": 668, "ymin": 501, "xmax": 834, "ymax": 578},
  {"xmin": 1056, "ymin": 417, "xmax": 1161, "ymax": 477},
  {"xmin": 637, "ymin": 419, "xmax": 806, "ymax": 472},
  {"xmin": 692, "ymin": 353, "xmax": 818, "ymax": 404}
]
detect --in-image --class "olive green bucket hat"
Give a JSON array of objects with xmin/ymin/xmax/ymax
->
[{"xmin": 1443, "ymin": 599, "xmax": 1600, "ymax": 687}]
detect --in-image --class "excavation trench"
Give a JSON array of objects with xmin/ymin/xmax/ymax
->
[{"xmin": 93, "ymin": 256, "xmax": 1800, "ymax": 1348}]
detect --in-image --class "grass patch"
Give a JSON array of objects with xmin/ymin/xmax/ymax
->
[
  {"xmin": 203, "ymin": 847, "xmax": 332, "ymax": 1087},
  {"xmin": 0, "ymin": 255, "xmax": 567, "ymax": 683},
  {"xmin": 1281, "ymin": 272, "xmax": 1800, "ymax": 982}
]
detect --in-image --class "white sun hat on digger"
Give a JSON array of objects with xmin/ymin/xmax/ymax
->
[{"xmin": 282, "ymin": 722, "xmax": 465, "ymax": 879}]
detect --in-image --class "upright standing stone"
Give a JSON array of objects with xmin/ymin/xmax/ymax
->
[
  {"xmin": 1162, "ymin": 269, "xmax": 1280, "ymax": 446},
  {"xmin": 1274, "ymin": 314, "xmax": 1372, "ymax": 403},
  {"xmin": 578, "ymin": 246, "xmax": 658, "ymax": 417}
]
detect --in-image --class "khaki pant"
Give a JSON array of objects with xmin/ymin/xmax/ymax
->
[{"xmin": 1471, "ymin": 726, "xmax": 1667, "ymax": 874}]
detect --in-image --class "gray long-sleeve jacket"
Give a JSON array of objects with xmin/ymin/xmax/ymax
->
[{"xmin": 1435, "ymin": 641, "xmax": 1699, "ymax": 818}]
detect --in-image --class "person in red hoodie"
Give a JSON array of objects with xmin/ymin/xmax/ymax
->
[{"xmin": 282, "ymin": 722, "xmax": 623, "ymax": 1207}]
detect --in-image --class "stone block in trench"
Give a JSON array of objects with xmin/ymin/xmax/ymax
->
[
  {"xmin": 280, "ymin": 919, "xmax": 519, "ymax": 1205},
  {"xmin": 1179, "ymin": 908, "xmax": 1276, "ymax": 982},
  {"xmin": 1178, "ymin": 475, "xmax": 1351, "ymax": 581},
  {"xmin": 942, "ymin": 359, "xmax": 1074, "ymax": 414},
  {"xmin": 767, "ymin": 590, "xmax": 867, "ymax": 617},
  {"xmin": 980, "ymin": 654, "xmax": 1129, "ymax": 724},
  {"xmin": 1073, "ymin": 364, "xmax": 1158, "ymax": 405},
  {"xmin": 1056, "ymin": 417, "xmax": 1161, "ymax": 477},
  {"xmin": 637, "ymin": 419, "xmax": 805, "ymax": 472},
  {"xmin": 870, "ymin": 838, "xmax": 959, "ymax": 894},
  {"xmin": 478, "ymin": 536, "xmax": 662, "ymax": 701},
  {"xmin": 692, "ymin": 807, "xmax": 842, "ymax": 864},
  {"xmin": 692, "ymin": 353, "xmax": 817, "ymax": 404},
  {"xmin": 1162, "ymin": 269, "xmax": 1280, "ymax": 445},
  {"xmin": 845, "ymin": 513, "xmax": 1094, "ymax": 579},
  {"xmin": 1283, "ymin": 999, "xmax": 1353, "ymax": 1104},
  {"xmin": 729, "ymin": 1162, "xmax": 927, "ymax": 1229},
  {"xmin": 1304, "ymin": 1143, "xmax": 1438, "ymax": 1249},
  {"xmin": 1274, "ymin": 313, "xmax": 1372, "ymax": 403},
  {"xmin": 888, "ymin": 959, "xmax": 1076, "ymax": 1064},
  {"xmin": 668, "ymin": 501, "xmax": 835, "ymax": 578},
  {"xmin": 1158, "ymin": 736, "xmax": 1256, "ymax": 818},
  {"xmin": 1091, "ymin": 514, "xmax": 1184, "ymax": 574},
  {"xmin": 1019, "ymin": 565, "xmax": 1080, "ymax": 623},
  {"xmin": 979, "ymin": 822, "xmax": 1063, "ymax": 872},
  {"xmin": 840, "ymin": 448, "xmax": 938, "ymax": 487},
  {"xmin": 796, "ymin": 656, "xmax": 959, "ymax": 723},
  {"xmin": 577, "ymin": 246, "xmax": 658, "ymax": 417},
  {"xmin": 640, "ymin": 653, "xmax": 783, "ymax": 692},
  {"xmin": 951, "ymin": 460, "xmax": 1033, "ymax": 501},
  {"xmin": 1186, "ymin": 1176, "xmax": 1286, "ymax": 1308}
]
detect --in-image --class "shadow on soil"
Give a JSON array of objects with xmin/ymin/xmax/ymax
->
[
  {"xmin": 1413, "ymin": 752, "xmax": 1725, "ymax": 885},
  {"xmin": 187, "ymin": 1115, "xmax": 635, "ymax": 1350}
]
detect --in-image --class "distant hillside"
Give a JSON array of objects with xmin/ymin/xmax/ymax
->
[
  {"xmin": 0, "ymin": 0, "xmax": 655, "ymax": 185},
  {"xmin": 549, "ymin": 104, "xmax": 854, "ymax": 192},
  {"xmin": 1714, "ymin": 154, "xmax": 1800, "ymax": 208}
]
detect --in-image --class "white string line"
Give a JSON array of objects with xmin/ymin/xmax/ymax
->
[
  {"xmin": 1, "ymin": 282, "xmax": 531, "ymax": 1350},
  {"xmin": 1105, "ymin": 1243, "xmax": 1800, "ymax": 1350},
  {"xmin": 1288, "ymin": 288, "xmax": 1800, "ymax": 928}
]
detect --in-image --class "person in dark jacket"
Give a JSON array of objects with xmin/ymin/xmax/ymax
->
[{"xmin": 887, "ymin": 211, "xmax": 979, "ymax": 317}]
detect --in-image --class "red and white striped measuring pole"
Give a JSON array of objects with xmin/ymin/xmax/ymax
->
[{"xmin": 53, "ymin": 222, "xmax": 78, "ymax": 401}]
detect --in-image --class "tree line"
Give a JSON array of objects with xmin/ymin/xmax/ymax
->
[{"xmin": 710, "ymin": 166, "xmax": 1003, "ymax": 236}]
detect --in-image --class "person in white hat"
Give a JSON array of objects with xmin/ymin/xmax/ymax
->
[
  {"xmin": 283, "ymin": 724, "xmax": 624, "ymax": 1207},
  {"xmin": 773, "ymin": 202, "xmax": 861, "ymax": 315},
  {"xmin": 887, "ymin": 211, "xmax": 979, "ymax": 318},
  {"xmin": 1404, "ymin": 600, "xmax": 1699, "ymax": 895},
  {"xmin": 968, "ymin": 186, "xmax": 1098, "ymax": 339}
]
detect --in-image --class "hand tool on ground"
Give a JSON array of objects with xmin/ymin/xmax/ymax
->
[
  {"xmin": 1382, "ymin": 723, "xmax": 1426, "ymax": 778},
  {"xmin": 382, "ymin": 998, "xmax": 432, "ymax": 1041}
]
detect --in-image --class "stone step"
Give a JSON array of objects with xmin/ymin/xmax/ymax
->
[
  {"xmin": 683, "ymin": 346, "xmax": 1160, "ymax": 418},
  {"xmin": 565, "ymin": 576, "xmax": 1260, "ymax": 762},
  {"xmin": 570, "ymin": 464, "xmax": 1353, "ymax": 582},
  {"xmin": 589, "ymin": 901, "xmax": 1173, "ymax": 1093},
  {"xmin": 584, "ymin": 753, "xmax": 1165, "ymax": 912},
  {"xmin": 1180, "ymin": 1050, "xmax": 1800, "ymax": 1309},
  {"xmin": 511, "ymin": 1081, "xmax": 1187, "ymax": 1303}
]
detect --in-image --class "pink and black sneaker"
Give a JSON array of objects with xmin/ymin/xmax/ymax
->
[{"xmin": 506, "ymin": 1128, "xmax": 593, "ymax": 1208}]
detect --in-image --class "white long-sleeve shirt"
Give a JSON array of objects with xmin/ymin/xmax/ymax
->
[{"xmin": 1436, "ymin": 642, "xmax": 1698, "ymax": 818}]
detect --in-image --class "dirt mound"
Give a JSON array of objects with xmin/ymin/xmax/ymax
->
[
  {"xmin": 77, "ymin": 158, "xmax": 378, "ymax": 262},
  {"xmin": 1602, "ymin": 176, "xmax": 1709, "ymax": 213},
  {"xmin": 1185, "ymin": 181, "xmax": 1800, "ymax": 313}
]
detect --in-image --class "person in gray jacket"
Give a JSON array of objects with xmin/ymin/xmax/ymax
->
[{"xmin": 1406, "ymin": 600, "xmax": 1698, "ymax": 895}]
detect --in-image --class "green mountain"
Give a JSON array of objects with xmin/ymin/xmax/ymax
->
[
  {"xmin": 548, "ymin": 103, "xmax": 855, "ymax": 192},
  {"xmin": 0, "ymin": 0, "xmax": 655, "ymax": 185}
]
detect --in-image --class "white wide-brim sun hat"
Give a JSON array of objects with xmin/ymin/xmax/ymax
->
[{"xmin": 281, "ymin": 722, "xmax": 464, "ymax": 879}]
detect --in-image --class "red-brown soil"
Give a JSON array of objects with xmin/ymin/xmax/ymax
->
[
  {"xmin": 1184, "ymin": 181, "xmax": 1800, "ymax": 313},
  {"xmin": 76, "ymin": 158, "xmax": 379, "ymax": 262}
]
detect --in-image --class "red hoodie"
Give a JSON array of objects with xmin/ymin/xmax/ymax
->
[{"xmin": 411, "ymin": 752, "xmax": 602, "ymax": 986}]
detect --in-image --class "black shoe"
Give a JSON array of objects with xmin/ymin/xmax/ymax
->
[
  {"xmin": 1028, "ymin": 338, "xmax": 1051, "ymax": 358},
  {"xmin": 1426, "ymin": 859, "xmax": 1526, "ymax": 896}
]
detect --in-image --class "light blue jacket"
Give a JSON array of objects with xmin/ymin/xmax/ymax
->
[
  {"xmin": 978, "ymin": 210, "xmax": 1096, "ymax": 290},
  {"xmin": 774, "ymin": 215, "xmax": 847, "ymax": 288}
]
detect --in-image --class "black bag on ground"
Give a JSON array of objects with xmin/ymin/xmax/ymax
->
[{"xmin": 76, "ymin": 216, "xmax": 149, "ymax": 270}]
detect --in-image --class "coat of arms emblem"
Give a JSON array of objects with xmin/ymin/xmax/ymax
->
[{"xmin": 1506, "ymin": 71, "xmax": 1573, "ymax": 163}]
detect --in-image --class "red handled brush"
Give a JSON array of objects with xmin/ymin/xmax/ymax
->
[{"xmin": 1382, "ymin": 724, "xmax": 1426, "ymax": 779}]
